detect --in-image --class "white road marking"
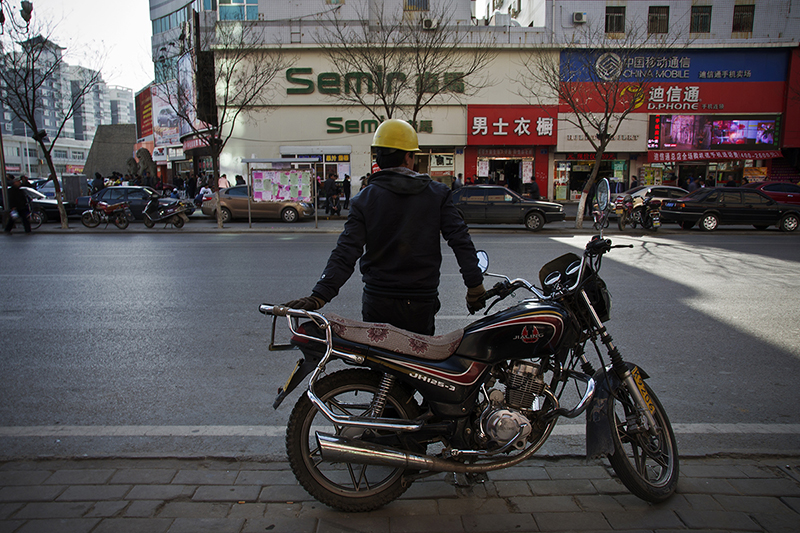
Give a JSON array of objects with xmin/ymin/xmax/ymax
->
[{"xmin": 1, "ymin": 423, "xmax": 798, "ymax": 438}]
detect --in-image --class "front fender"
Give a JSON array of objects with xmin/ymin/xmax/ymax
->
[{"xmin": 585, "ymin": 363, "xmax": 649, "ymax": 459}]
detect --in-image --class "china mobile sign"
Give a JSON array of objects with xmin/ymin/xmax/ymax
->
[
  {"xmin": 563, "ymin": 49, "xmax": 789, "ymax": 114},
  {"xmin": 467, "ymin": 105, "xmax": 558, "ymax": 146}
]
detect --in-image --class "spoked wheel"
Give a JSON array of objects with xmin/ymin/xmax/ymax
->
[
  {"xmin": 286, "ymin": 369, "xmax": 421, "ymax": 512},
  {"xmin": 81, "ymin": 211, "xmax": 101, "ymax": 228},
  {"xmin": 29, "ymin": 211, "xmax": 43, "ymax": 230},
  {"xmin": 114, "ymin": 214, "xmax": 130, "ymax": 229},
  {"xmin": 607, "ymin": 377, "xmax": 679, "ymax": 503}
]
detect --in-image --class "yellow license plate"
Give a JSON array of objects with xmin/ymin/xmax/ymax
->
[
  {"xmin": 631, "ymin": 367, "xmax": 656, "ymax": 414},
  {"xmin": 281, "ymin": 359, "xmax": 303, "ymax": 394}
]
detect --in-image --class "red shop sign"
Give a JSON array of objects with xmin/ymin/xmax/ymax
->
[{"xmin": 468, "ymin": 105, "xmax": 558, "ymax": 146}]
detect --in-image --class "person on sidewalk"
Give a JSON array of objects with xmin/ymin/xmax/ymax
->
[
  {"xmin": 285, "ymin": 119, "xmax": 485, "ymax": 335},
  {"xmin": 4, "ymin": 178, "xmax": 32, "ymax": 234}
]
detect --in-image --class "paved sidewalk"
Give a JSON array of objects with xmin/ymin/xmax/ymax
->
[{"xmin": 2, "ymin": 455, "xmax": 799, "ymax": 532}]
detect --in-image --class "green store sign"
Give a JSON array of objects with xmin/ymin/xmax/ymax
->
[{"xmin": 286, "ymin": 67, "xmax": 465, "ymax": 95}]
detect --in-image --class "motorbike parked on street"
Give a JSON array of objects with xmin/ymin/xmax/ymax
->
[
  {"xmin": 617, "ymin": 195, "xmax": 661, "ymax": 231},
  {"xmin": 81, "ymin": 197, "xmax": 132, "ymax": 229},
  {"xmin": 261, "ymin": 230, "xmax": 679, "ymax": 511},
  {"xmin": 143, "ymin": 194, "xmax": 191, "ymax": 228}
]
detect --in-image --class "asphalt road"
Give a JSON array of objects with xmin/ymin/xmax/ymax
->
[{"xmin": 1, "ymin": 231, "xmax": 799, "ymax": 460}]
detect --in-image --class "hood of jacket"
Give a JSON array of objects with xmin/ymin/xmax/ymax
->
[{"xmin": 368, "ymin": 167, "xmax": 432, "ymax": 195}]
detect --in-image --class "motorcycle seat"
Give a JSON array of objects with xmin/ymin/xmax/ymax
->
[{"xmin": 325, "ymin": 314, "xmax": 464, "ymax": 361}]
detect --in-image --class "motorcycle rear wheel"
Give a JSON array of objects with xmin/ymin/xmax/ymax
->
[
  {"xmin": 114, "ymin": 214, "xmax": 129, "ymax": 229},
  {"xmin": 617, "ymin": 212, "xmax": 627, "ymax": 230},
  {"xmin": 81, "ymin": 212, "xmax": 101, "ymax": 228},
  {"xmin": 608, "ymin": 379, "xmax": 679, "ymax": 503},
  {"xmin": 286, "ymin": 369, "xmax": 421, "ymax": 512}
]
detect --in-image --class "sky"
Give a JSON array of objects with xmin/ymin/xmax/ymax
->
[{"xmin": 22, "ymin": 0, "xmax": 154, "ymax": 92}]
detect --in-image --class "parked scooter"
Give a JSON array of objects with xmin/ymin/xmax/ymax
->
[
  {"xmin": 143, "ymin": 194, "xmax": 191, "ymax": 228},
  {"xmin": 81, "ymin": 197, "xmax": 132, "ymax": 229}
]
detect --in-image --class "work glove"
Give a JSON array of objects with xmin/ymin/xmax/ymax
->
[
  {"xmin": 284, "ymin": 295, "xmax": 326, "ymax": 311},
  {"xmin": 466, "ymin": 284, "xmax": 487, "ymax": 314}
]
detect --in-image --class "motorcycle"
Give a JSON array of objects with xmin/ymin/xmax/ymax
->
[
  {"xmin": 143, "ymin": 195, "xmax": 191, "ymax": 228},
  {"xmin": 617, "ymin": 195, "xmax": 661, "ymax": 231},
  {"xmin": 260, "ymin": 236, "xmax": 679, "ymax": 512},
  {"xmin": 81, "ymin": 197, "xmax": 132, "ymax": 229}
]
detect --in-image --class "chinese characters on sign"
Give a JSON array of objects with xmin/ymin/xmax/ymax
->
[
  {"xmin": 467, "ymin": 105, "xmax": 558, "ymax": 146},
  {"xmin": 649, "ymin": 150, "xmax": 782, "ymax": 163}
]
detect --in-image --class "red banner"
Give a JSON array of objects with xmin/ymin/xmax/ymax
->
[
  {"xmin": 648, "ymin": 150, "xmax": 782, "ymax": 163},
  {"xmin": 468, "ymin": 105, "xmax": 558, "ymax": 146}
]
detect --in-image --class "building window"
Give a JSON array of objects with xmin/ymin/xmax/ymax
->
[
  {"xmin": 648, "ymin": 6, "xmax": 669, "ymax": 34},
  {"xmin": 732, "ymin": 4, "xmax": 755, "ymax": 32},
  {"xmin": 219, "ymin": 0, "xmax": 258, "ymax": 20},
  {"xmin": 605, "ymin": 6, "xmax": 625, "ymax": 33},
  {"xmin": 690, "ymin": 5, "xmax": 712, "ymax": 33},
  {"xmin": 53, "ymin": 149, "xmax": 69, "ymax": 159},
  {"xmin": 71, "ymin": 151, "xmax": 85, "ymax": 160},
  {"xmin": 405, "ymin": 0, "xmax": 429, "ymax": 11}
]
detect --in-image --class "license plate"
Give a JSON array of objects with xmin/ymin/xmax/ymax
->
[
  {"xmin": 631, "ymin": 367, "xmax": 656, "ymax": 414},
  {"xmin": 280, "ymin": 359, "xmax": 303, "ymax": 394},
  {"xmin": 615, "ymin": 208, "xmax": 623, "ymax": 214},
  {"xmin": 664, "ymin": 202, "xmax": 675, "ymax": 208},
  {"xmin": 652, "ymin": 218, "xmax": 661, "ymax": 227}
]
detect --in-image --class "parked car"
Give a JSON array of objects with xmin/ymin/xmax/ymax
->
[
  {"xmin": 660, "ymin": 187, "xmax": 800, "ymax": 232},
  {"xmin": 0, "ymin": 187, "xmax": 69, "ymax": 223},
  {"xmin": 74, "ymin": 186, "xmax": 172, "ymax": 220},
  {"xmin": 612, "ymin": 185, "xmax": 689, "ymax": 213},
  {"xmin": 451, "ymin": 185, "xmax": 565, "ymax": 231},
  {"xmin": 201, "ymin": 185, "xmax": 314, "ymax": 223},
  {"xmin": 742, "ymin": 181, "xmax": 800, "ymax": 206}
]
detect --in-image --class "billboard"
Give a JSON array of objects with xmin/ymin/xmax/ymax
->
[
  {"xmin": 467, "ymin": 105, "xmax": 558, "ymax": 146},
  {"xmin": 135, "ymin": 86, "xmax": 153, "ymax": 139},
  {"xmin": 561, "ymin": 49, "xmax": 790, "ymax": 114}
]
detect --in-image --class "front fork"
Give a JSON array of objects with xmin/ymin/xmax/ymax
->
[{"xmin": 579, "ymin": 290, "xmax": 658, "ymax": 435}]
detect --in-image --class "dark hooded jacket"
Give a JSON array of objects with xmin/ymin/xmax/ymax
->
[{"xmin": 312, "ymin": 167, "xmax": 483, "ymax": 302}]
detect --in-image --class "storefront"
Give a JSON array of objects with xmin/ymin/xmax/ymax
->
[
  {"xmin": 465, "ymin": 105, "xmax": 556, "ymax": 198},
  {"xmin": 556, "ymin": 114, "xmax": 648, "ymax": 201}
]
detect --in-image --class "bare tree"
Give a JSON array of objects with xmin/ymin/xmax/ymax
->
[
  {"xmin": 314, "ymin": 0, "xmax": 496, "ymax": 127},
  {"xmin": 516, "ymin": 21, "xmax": 685, "ymax": 227},
  {"xmin": 155, "ymin": 17, "xmax": 288, "ymax": 228},
  {"xmin": 0, "ymin": 15, "xmax": 102, "ymax": 229}
]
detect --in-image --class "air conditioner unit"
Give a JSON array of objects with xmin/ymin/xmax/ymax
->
[
  {"xmin": 573, "ymin": 12, "xmax": 587, "ymax": 24},
  {"xmin": 421, "ymin": 18, "xmax": 439, "ymax": 30}
]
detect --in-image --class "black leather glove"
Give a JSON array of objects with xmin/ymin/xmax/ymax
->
[
  {"xmin": 284, "ymin": 295, "xmax": 326, "ymax": 311},
  {"xmin": 466, "ymin": 284, "xmax": 486, "ymax": 314}
]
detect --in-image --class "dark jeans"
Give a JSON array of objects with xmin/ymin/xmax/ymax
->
[{"xmin": 362, "ymin": 292, "xmax": 441, "ymax": 336}]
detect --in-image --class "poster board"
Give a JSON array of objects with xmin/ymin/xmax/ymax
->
[{"xmin": 252, "ymin": 170, "xmax": 313, "ymax": 202}]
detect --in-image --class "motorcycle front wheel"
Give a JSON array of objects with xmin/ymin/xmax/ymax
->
[
  {"xmin": 81, "ymin": 211, "xmax": 100, "ymax": 228},
  {"xmin": 608, "ymin": 378, "xmax": 679, "ymax": 503},
  {"xmin": 171, "ymin": 215, "xmax": 185, "ymax": 228},
  {"xmin": 617, "ymin": 212, "xmax": 627, "ymax": 230},
  {"xmin": 114, "ymin": 214, "xmax": 130, "ymax": 229},
  {"xmin": 286, "ymin": 369, "xmax": 421, "ymax": 512},
  {"xmin": 143, "ymin": 216, "xmax": 155, "ymax": 228}
]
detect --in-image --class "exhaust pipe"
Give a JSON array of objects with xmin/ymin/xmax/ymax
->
[{"xmin": 316, "ymin": 432, "xmax": 545, "ymax": 474}]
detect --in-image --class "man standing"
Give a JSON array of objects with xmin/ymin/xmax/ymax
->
[
  {"xmin": 4, "ymin": 178, "xmax": 31, "ymax": 234},
  {"xmin": 286, "ymin": 119, "xmax": 485, "ymax": 335}
]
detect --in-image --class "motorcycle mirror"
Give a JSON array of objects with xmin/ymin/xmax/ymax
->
[
  {"xmin": 596, "ymin": 178, "xmax": 610, "ymax": 211},
  {"xmin": 476, "ymin": 250, "xmax": 489, "ymax": 273}
]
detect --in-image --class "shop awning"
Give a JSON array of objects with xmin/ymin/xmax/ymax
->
[{"xmin": 648, "ymin": 150, "xmax": 783, "ymax": 163}]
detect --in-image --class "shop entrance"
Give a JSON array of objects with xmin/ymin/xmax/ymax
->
[{"xmin": 477, "ymin": 158, "xmax": 534, "ymax": 195}]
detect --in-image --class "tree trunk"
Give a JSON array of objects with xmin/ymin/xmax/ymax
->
[
  {"xmin": 212, "ymin": 141, "xmax": 224, "ymax": 229},
  {"xmin": 574, "ymin": 147, "xmax": 607, "ymax": 229},
  {"xmin": 43, "ymin": 150, "xmax": 69, "ymax": 230}
]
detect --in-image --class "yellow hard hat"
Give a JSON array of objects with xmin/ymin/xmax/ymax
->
[{"xmin": 372, "ymin": 119, "xmax": 420, "ymax": 152}]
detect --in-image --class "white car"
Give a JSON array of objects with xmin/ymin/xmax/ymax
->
[{"xmin": 612, "ymin": 185, "xmax": 689, "ymax": 212}]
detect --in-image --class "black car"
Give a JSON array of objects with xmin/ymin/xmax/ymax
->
[
  {"xmin": 74, "ymin": 186, "xmax": 172, "ymax": 220},
  {"xmin": 451, "ymin": 185, "xmax": 565, "ymax": 231},
  {"xmin": 0, "ymin": 187, "xmax": 68, "ymax": 223},
  {"xmin": 660, "ymin": 187, "xmax": 800, "ymax": 232}
]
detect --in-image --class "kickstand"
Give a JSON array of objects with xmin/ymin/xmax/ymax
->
[{"xmin": 447, "ymin": 471, "xmax": 488, "ymax": 488}]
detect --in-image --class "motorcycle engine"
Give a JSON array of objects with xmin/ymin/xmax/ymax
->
[{"xmin": 480, "ymin": 361, "xmax": 545, "ymax": 450}]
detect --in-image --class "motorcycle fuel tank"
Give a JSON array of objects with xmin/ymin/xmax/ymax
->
[{"xmin": 456, "ymin": 300, "xmax": 576, "ymax": 363}]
